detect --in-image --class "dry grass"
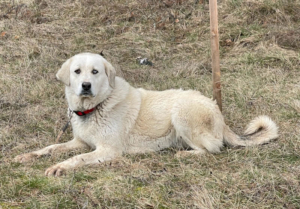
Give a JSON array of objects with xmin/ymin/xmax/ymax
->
[{"xmin": 1, "ymin": 0, "xmax": 300, "ymax": 208}]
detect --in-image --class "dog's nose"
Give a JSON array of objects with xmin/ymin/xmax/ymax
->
[{"xmin": 82, "ymin": 82, "xmax": 91, "ymax": 91}]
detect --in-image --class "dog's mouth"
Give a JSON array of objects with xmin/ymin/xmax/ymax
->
[{"xmin": 80, "ymin": 90, "xmax": 93, "ymax": 97}]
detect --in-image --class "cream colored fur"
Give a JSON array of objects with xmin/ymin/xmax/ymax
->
[{"xmin": 14, "ymin": 53, "xmax": 279, "ymax": 176}]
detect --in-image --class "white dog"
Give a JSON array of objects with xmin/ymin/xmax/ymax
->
[{"xmin": 15, "ymin": 53, "xmax": 278, "ymax": 176}]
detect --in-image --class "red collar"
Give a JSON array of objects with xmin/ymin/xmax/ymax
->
[
  {"xmin": 73, "ymin": 108, "xmax": 95, "ymax": 116},
  {"xmin": 70, "ymin": 99, "xmax": 108, "ymax": 117}
]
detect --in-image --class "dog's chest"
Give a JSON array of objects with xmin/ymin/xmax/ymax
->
[{"xmin": 71, "ymin": 115, "xmax": 118, "ymax": 149}]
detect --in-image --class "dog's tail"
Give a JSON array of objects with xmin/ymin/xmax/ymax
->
[{"xmin": 223, "ymin": 115, "xmax": 278, "ymax": 147}]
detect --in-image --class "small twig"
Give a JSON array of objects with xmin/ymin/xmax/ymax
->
[
  {"xmin": 55, "ymin": 110, "xmax": 73, "ymax": 143},
  {"xmin": 55, "ymin": 120, "xmax": 71, "ymax": 143}
]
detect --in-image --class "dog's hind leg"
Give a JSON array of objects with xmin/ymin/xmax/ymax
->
[
  {"xmin": 172, "ymin": 114, "xmax": 223, "ymax": 155},
  {"xmin": 14, "ymin": 138, "xmax": 89, "ymax": 163},
  {"xmin": 175, "ymin": 131, "xmax": 222, "ymax": 157},
  {"xmin": 172, "ymin": 98, "xmax": 224, "ymax": 155}
]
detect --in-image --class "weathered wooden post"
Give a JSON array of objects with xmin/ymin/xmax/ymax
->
[{"xmin": 209, "ymin": 0, "xmax": 222, "ymax": 111}]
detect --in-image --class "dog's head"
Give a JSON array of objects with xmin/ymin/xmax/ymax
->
[{"xmin": 56, "ymin": 53, "xmax": 116, "ymax": 98}]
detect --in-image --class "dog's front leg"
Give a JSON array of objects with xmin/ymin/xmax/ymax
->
[
  {"xmin": 14, "ymin": 138, "xmax": 89, "ymax": 163},
  {"xmin": 44, "ymin": 147, "xmax": 121, "ymax": 177}
]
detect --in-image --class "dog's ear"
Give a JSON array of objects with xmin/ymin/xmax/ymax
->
[
  {"xmin": 56, "ymin": 58, "xmax": 71, "ymax": 86},
  {"xmin": 99, "ymin": 50, "xmax": 105, "ymax": 57},
  {"xmin": 103, "ymin": 60, "xmax": 116, "ymax": 88}
]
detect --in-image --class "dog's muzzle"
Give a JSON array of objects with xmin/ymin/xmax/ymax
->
[{"xmin": 80, "ymin": 82, "xmax": 93, "ymax": 96}]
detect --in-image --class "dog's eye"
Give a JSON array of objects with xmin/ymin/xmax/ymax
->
[
  {"xmin": 92, "ymin": 69, "xmax": 98, "ymax": 74},
  {"xmin": 75, "ymin": 69, "xmax": 81, "ymax": 74}
]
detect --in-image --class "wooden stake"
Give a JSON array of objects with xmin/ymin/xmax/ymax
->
[{"xmin": 209, "ymin": 0, "xmax": 222, "ymax": 111}]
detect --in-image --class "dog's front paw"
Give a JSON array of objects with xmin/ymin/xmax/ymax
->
[
  {"xmin": 14, "ymin": 153, "xmax": 37, "ymax": 163},
  {"xmin": 45, "ymin": 163, "xmax": 67, "ymax": 177}
]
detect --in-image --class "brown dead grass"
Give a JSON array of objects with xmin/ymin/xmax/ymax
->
[{"xmin": 1, "ymin": 0, "xmax": 300, "ymax": 208}]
